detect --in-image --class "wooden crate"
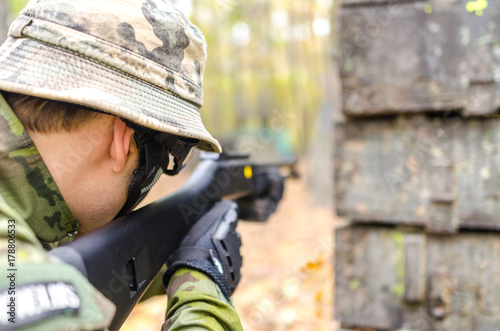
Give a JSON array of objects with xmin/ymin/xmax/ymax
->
[
  {"xmin": 335, "ymin": 225, "xmax": 500, "ymax": 330},
  {"xmin": 335, "ymin": 115, "xmax": 500, "ymax": 233},
  {"xmin": 335, "ymin": 1, "xmax": 500, "ymax": 330},
  {"xmin": 339, "ymin": 0, "xmax": 500, "ymax": 116}
]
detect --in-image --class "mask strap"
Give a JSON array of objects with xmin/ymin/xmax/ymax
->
[
  {"xmin": 116, "ymin": 139, "xmax": 168, "ymax": 217},
  {"xmin": 115, "ymin": 119, "xmax": 198, "ymax": 218}
]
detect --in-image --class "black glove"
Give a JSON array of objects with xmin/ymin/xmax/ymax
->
[
  {"xmin": 163, "ymin": 200, "xmax": 242, "ymax": 299},
  {"xmin": 237, "ymin": 168, "xmax": 285, "ymax": 221}
]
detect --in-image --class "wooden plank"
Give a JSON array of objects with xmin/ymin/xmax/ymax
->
[
  {"xmin": 335, "ymin": 225, "xmax": 500, "ymax": 330},
  {"xmin": 335, "ymin": 116, "xmax": 500, "ymax": 231},
  {"xmin": 339, "ymin": 2, "xmax": 467, "ymax": 115},
  {"xmin": 404, "ymin": 234, "xmax": 427, "ymax": 303},
  {"xmin": 462, "ymin": 0, "xmax": 500, "ymax": 115},
  {"xmin": 335, "ymin": 225, "xmax": 405, "ymax": 330},
  {"xmin": 339, "ymin": 1, "xmax": 500, "ymax": 116}
]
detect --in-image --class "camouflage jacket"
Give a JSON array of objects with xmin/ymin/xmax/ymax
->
[{"xmin": 0, "ymin": 94, "xmax": 243, "ymax": 330}]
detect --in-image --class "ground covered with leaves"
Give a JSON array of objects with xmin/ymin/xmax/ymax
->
[{"xmin": 121, "ymin": 162, "xmax": 338, "ymax": 330}]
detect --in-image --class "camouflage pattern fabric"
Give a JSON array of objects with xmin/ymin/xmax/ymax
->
[
  {"xmin": 0, "ymin": 94, "xmax": 115, "ymax": 329},
  {"xmin": 0, "ymin": 93, "xmax": 78, "ymax": 243},
  {"xmin": 164, "ymin": 269, "xmax": 244, "ymax": 331},
  {"xmin": 0, "ymin": 0, "xmax": 244, "ymax": 327},
  {"xmin": 0, "ymin": 0, "xmax": 221, "ymax": 153},
  {"xmin": 0, "ymin": 194, "xmax": 116, "ymax": 330},
  {"xmin": 0, "ymin": 95, "xmax": 243, "ymax": 329}
]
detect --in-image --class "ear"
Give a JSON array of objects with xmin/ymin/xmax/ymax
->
[{"xmin": 109, "ymin": 117, "xmax": 135, "ymax": 173}]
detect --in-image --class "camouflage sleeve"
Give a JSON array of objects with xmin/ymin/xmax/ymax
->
[
  {"xmin": 163, "ymin": 268, "xmax": 243, "ymax": 331},
  {"xmin": 0, "ymin": 196, "xmax": 116, "ymax": 330}
]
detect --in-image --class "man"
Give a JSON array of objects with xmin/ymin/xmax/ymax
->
[{"xmin": 0, "ymin": 0, "xmax": 283, "ymax": 329}]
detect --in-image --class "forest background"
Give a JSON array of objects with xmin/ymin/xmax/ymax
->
[
  {"xmin": 1, "ymin": 0, "xmax": 336, "ymax": 155},
  {"xmin": 1, "ymin": 0, "xmax": 339, "ymax": 330}
]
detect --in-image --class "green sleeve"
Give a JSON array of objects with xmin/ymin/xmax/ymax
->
[
  {"xmin": 163, "ymin": 269, "xmax": 243, "ymax": 331},
  {"xmin": 0, "ymin": 196, "xmax": 116, "ymax": 331}
]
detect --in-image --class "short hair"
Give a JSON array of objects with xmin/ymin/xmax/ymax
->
[{"xmin": 2, "ymin": 91, "xmax": 102, "ymax": 133}]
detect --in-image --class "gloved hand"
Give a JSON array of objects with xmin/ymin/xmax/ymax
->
[
  {"xmin": 163, "ymin": 200, "xmax": 242, "ymax": 299},
  {"xmin": 237, "ymin": 168, "xmax": 284, "ymax": 222}
]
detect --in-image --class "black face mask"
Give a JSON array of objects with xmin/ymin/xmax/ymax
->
[{"xmin": 116, "ymin": 120, "xmax": 198, "ymax": 217}]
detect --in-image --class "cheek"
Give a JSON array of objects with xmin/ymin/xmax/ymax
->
[{"xmin": 72, "ymin": 179, "xmax": 129, "ymax": 235}]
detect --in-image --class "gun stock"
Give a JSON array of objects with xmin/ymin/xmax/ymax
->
[{"xmin": 50, "ymin": 152, "xmax": 297, "ymax": 330}]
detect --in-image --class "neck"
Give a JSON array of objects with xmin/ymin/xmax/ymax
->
[{"xmin": 0, "ymin": 94, "xmax": 78, "ymax": 243}]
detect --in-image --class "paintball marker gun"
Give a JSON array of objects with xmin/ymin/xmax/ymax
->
[{"xmin": 50, "ymin": 151, "xmax": 298, "ymax": 330}]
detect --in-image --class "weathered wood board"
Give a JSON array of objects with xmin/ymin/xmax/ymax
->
[
  {"xmin": 335, "ymin": 1, "xmax": 500, "ymax": 330},
  {"xmin": 335, "ymin": 115, "xmax": 500, "ymax": 233},
  {"xmin": 339, "ymin": 0, "xmax": 500, "ymax": 116},
  {"xmin": 335, "ymin": 225, "xmax": 500, "ymax": 330}
]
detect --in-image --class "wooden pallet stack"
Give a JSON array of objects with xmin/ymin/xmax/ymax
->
[{"xmin": 334, "ymin": 1, "xmax": 500, "ymax": 330}]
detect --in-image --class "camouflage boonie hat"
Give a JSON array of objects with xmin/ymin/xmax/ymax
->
[{"xmin": 0, "ymin": 0, "xmax": 221, "ymax": 153}]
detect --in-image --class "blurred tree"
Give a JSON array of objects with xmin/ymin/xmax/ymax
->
[
  {"xmin": 2, "ymin": 0, "xmax": 30, "ymax": 42},
  {"xmin": 0, "ymin": 0, "xmax": 7, "ymax": 43},
  {"xmin": 3, "ymin": 0, "xmax": 333, "ymax": 154},
  {"xmin": 178, "ymin": 0, "xmax": 333, "ymax": 154},
  {"xmin": 7, "ymin": 0, "xmax": 26, "ymax": 15}
]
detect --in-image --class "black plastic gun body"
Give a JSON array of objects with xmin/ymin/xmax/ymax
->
[{"xmin": 50, "ymin": 152, "xmax": 297, "ymax": 330}]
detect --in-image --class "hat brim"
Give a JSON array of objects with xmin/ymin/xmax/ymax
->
[{"xmin": 0, "ymin": 37, "xmax": 222, "ymax": 153}]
